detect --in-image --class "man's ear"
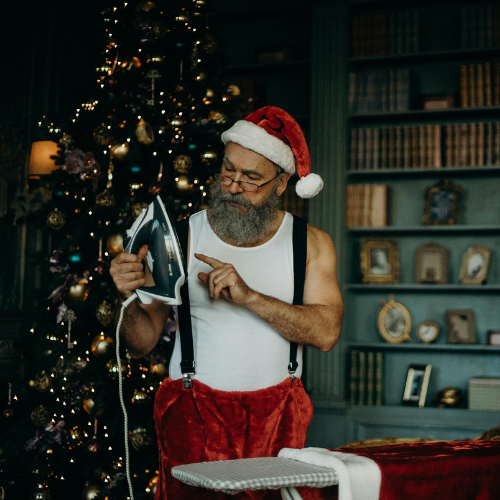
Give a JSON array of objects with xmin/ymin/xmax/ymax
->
[{"xmin": 276, "ymin": 172, "xmax": 291, "ymax": 196}]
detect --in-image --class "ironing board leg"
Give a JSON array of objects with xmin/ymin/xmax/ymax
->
[{"xmin": 281, "ymin": 487, "xmax": 303, "ymax": 500}]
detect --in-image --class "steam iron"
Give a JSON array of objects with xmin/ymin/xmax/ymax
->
[{"xmin": 124, "ymin": 195, "xmax": 185, "ymax": 305}]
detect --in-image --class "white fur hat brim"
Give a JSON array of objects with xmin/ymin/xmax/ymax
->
[{"xmin": 221, "ymin": 120, "xmax": 296, "ymax": 174}]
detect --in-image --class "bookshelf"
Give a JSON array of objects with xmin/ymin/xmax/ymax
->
[{"xmin": 341, "ymin": 0, "xmax": 500, "ymax": 440}]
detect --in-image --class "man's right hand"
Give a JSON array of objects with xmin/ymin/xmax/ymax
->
[{"xmin": 110, "ymin": 244, "xmax": 149, "ymax": 301}]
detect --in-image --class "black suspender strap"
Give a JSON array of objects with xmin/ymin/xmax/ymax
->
[
  {"xmin": 174, "ymin": 218, "xmax": 195, "ymax": 389},
  {"xmin": 289, "ymin": 215, "xmax": 308, "ymax": 377}
]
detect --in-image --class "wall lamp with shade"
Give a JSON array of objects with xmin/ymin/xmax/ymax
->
[{"xmin": 28, "ymin": 141, "xmax": 59, "ymax": 178}]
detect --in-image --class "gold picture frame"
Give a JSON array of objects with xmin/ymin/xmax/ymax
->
[
  {"xmin": 422, "ymin": 179, "xmax": 462, "ymax": 225},
  {"xmin": 445, "ymin": 309, "xmax": 476, "ymax": 344},
  {"xmin": 416, "ymin": 320, "xmax": 440, "ymax": 343},
  {"xmin": 377, "ymin": 295, "xmax": 412, "ymax": 343},
  {"xmin": 402, "ymin": 364, "xmax": 432, "ymax": 407},
  {"xmin": 360, "ymin": 239, "xmax": 400, "ymax": 284},
  {"xmin": 458, "ymin": 245, "xmax": 491, "ymax": 285},
  {"xmin": 414, "ymin": 242, "xmax": 449, "ymax": 284}
]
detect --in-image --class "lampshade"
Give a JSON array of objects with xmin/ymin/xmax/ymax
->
[{"xmin": 29, "ymin": 141, "xmax": 59, "ymax": 176}]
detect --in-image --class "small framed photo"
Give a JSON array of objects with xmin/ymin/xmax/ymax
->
[
  {"xmin": 416, "ymin": 320, "xmax": 440, "ymax": 343},
  {"xmin": 402, "ymin": 364, "xmax": 432, "ymax": 407},
  {"xmin": 458, "ymin": 245, "xmax": 491, "ymax": 285},
  {"xmin": 446, "ymin": 309, "xmax": 476, "ymax": 344},
  {"xmin": 422, "ymin": 179, "xmax": 462, "ymax": 226},
  {"xmin": 360, "ymin": 239, "xmax": 400, "ymax": 284},
  {"xmin": 377, "ymin": 295, "xmax": 412, "ymax": 343},
  {"xmin": 487, "ymin": 330, "xmax": 500, "ymax": 346},
  {"xmin": 414, "ymin": 242, "xmax": 449, "ymax": 284},
  {"xmin": 422, "ymin": 95, "xmax": 455, "ymax": 110}
]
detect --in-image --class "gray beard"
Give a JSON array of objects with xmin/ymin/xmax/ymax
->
[{"xmin": 207, "ymin": 180, "xmax": 281, "ymax": 245}]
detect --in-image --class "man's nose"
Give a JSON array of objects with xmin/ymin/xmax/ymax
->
[{"xmin": 228, "ymin": 178, "xmax": 244, "ymax": 194}]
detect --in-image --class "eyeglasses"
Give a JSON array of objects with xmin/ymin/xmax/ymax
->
[{"xmin": 215, "ymin": 172, "xmax": 281, "ymax": 192}]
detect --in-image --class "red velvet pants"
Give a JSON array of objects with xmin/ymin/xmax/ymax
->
[{"xmin": 154, "ymin": 377, "xmax": 314, "ymax": 499}]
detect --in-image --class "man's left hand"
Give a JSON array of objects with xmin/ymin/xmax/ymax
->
[{"xmin": 195, "ymin": 253, "xmax": 255, "ymax": 304}]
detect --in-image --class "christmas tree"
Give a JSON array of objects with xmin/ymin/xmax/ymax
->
[{"xmin": 0, "ymin": 0, "xmax": 242, "ymax": 498}]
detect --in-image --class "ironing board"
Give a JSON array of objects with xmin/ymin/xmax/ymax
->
[{"xmin": 172, "ymin": 456, "xmax": 339, "ymax": 499}]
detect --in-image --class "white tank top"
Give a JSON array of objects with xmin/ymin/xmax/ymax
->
[{"xmin": 169, "ymin": 210, "xmax": 303, "ymax": 391}]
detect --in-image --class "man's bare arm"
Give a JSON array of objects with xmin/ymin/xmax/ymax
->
[{"xmin": 196, "ymin": 225, "xmax": 343, "ymax": 352}]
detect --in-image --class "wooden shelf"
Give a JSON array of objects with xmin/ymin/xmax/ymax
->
[
  {"xmin": 349, "ymin": 105, "xmax": 500, "ymax": 123},
  {"xmin": 346, "ymin": 342, "xmax": 500, "ymax": 353},
  {"xmin": 346, "ymin": 284, "xmax": 500, "ymax": 293},
  {"xmin": 348, "ymin": 225, "xmax": 500, "ymax": 235},
  {"xmin": 346, "ymin": 166, "xmax": 500, "ymax": 178}
]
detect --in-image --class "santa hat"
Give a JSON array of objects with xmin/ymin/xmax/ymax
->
[{"xmin": 220, "ymin": 106, "xmax": 323, "ymax": 198}]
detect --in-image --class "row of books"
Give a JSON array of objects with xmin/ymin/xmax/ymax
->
[
  {"xmin": 351, "ymin": 12, "xmax": 419, "ymax": 58},
  {"xmin": 459, "ymin": 63, "xmax": 500, "ymax": 107},
  {"xmin": 349, "ymin": 69, "xmax": 416, "ymax": 114},
  {"xmin": 460, "ymin": 4, "xmax": 500, "ymax": 49},
  {"xmin": 350, "ymin": 125, "xmax": 442, "ymax": 171},
  {"xmin": 346, "ymin": 184, "xmax": 389, "ymax": 228},
  {"xmin": 349, "ymin": 350, "xmax": 384, "ymax": 406}
]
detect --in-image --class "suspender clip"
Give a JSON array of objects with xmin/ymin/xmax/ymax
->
[{"xmin": 181, "ymin": 360, "xmax": 195, "ymax": 389}]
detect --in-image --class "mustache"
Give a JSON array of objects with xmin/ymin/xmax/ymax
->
[{"xmin": 218, "ymin": 191, "xmax": 253, "ymax": 208}]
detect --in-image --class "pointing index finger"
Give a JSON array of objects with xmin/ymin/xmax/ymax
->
[{"xmin": 195, "ymin": 253, "xmax": 223, "ymax": 269}]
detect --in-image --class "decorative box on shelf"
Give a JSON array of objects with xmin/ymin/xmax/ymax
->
[{"xmin": 468, "ymin": 378, "xmax": 500, "ymax": 411}]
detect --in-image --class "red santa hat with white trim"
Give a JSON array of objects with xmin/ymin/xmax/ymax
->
[{"xmin": 221, "ymin": 106, "xmax": 324, "ymax": 198}]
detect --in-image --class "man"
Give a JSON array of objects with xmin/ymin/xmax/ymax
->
[{"xmin": 110, "ymin": 106, "xmax": 343, "ymax": 499}]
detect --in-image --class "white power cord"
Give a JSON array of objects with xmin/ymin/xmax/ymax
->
[{"xmin": 116, "ymin": 294, "xmax": 137, "ymax": 500}]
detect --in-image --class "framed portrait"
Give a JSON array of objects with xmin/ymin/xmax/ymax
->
[
  {"xmin": 416, "ymin": 320, "xmax": 440, "ymax": 343},
  {"xmin": 487, "ymin": 330, "xmax": 500, "ymax": 346},
  {"xmin": 377, "ymin": 295, "xmax": 412, "ymax": 343},
  {"xmin": 422, "ymin": 179, "xmax": 462, "ymax": 225},
  {"xmin": 446, "ymin": 309, "xmax": 476, "ymax": 344},
  {"xmin": 402, "ymin": 364, "xmax": 432, "ymax": 407},
  {"xmin": 360, "ymin": 239, "xmax": 400, "ymax": 284},
  {"xmin": 458, "ymin": 245, "xmax": 491, "ymax": 285},
  {"xmin": 414, "ymin": 242, "xmax": 449, "ymax": 284}
]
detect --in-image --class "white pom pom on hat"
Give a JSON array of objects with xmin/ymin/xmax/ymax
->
[{"xmin": 221, "ymin": 106, "xmax": 323, "ymax": 198}]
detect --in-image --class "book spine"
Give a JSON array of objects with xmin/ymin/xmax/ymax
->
[
  {"xmin": 460, "ymin": 123, "xmax": 469, "ymax": 166},
  {"xmin": 375, "ymin": 352, "xmax": 383, "ymax": 406},
  {"xmin": 370, "ymin": 184, "xmax": 388, "ymax": 228},
  {"xmin": 349, "ymin": 350, "xmax": 358, "ymax": 404},
  {"xmin": 453, "ymin": 123, "xmax": 461, "ymax": 167},
  {"xmin": 434, "ymin": 125, "xmax": 442, "ymax": 168},
  {"xmin": 486, "ymin": 122, "xmax": 493, "ymax": 166},
  {"xmin": 388, "ymin": 69, "xmax": 396, "ymax": 112},
  {"xmin": 418, "ymin": 124, "xmax": 426, "ymax": 168},
  {"xmin": 494, "ymin": 63, "xmax": 500, "ymax": 105},
  {"xmin": 445, "ymin": 124, "xmax": 453, "ymax": 167},
  {"xmin": 358, "ymin": 128, "xmax": 365, "ymax": 171},
  {"xmin": 395, "ymin": 126, "xmax": 402, "ymax": 168},
  {"xmin": 362, "ymin": 184, "xmax": 372, "ymax": 227},
  {"xmin": 495, "ymin": 122, "xmax": 500, "ymax": 165},
  {"xmin": 388, "ymin": 127, "xmax": 395, "ymax": 169},
  {"xmin": 476, "ymin": 64, "xmax": 484, "ymax": 107},
  {"xmin": 403, "ymin": 126, "xmax": 411, "ymax": 169},
  {"xmin": 357, "ymin": 351, "xmax": 366, "ymax": 405},
  {"xmin": 411, "ymin": 125, "xmax": 418, "ymax": 168},
  {"xmin": 366, "ymin": 351, "xmax": 375, "ymax": 405},
  {"xmin": 494, "ymin": 7, "xmax": 500, "ymax": 48},
  {"xmin": 346, "ymin": 184, "xmax": 354, "ymax": 228},
  {"xmin": 460, "ymin": 65, "xmax": 468, "ymax": 107},
  {"xmin": 348, "ymin": 72, "xmax": 357, "ymax": 114},
  {"xmin": 469, "ymin": 122, "xmax": 477, "ymax": 166},
  {"xmin": 426, "ymin": 124, "xmax": 433, "ymax": 168},
  {"xmin": 372, "ymin": 127, "xmax": 380, "ymax": 170},
  {"xmin": 380, "ymin": 127, "xmax": 388, "ymax": 169},
  {"xmin": 477, "ymin": 122, "xmax": 485, "ymax": 167},
  {"xmin": 365, "ymin": 127, "xmax": 373, "ymax": 170},
  {"xmin": 469, "ymin": 64, "xmax": 477, "ymax": 107},
  {"xmin": 484, "ymin": 63, "xmax": 492, "ymax": 106}
]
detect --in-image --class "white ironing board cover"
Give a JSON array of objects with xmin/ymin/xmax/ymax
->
[{"xmin": 172, "ymin": 456, "xmax": 339, "ymax": 494}]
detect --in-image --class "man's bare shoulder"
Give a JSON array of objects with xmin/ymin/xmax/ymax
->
[{"xmin": 306, "ymin": 223, "xmax": 336, "ymax": 261}]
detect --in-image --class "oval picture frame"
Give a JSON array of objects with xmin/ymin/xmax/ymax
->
[
  {"xmin": 377, "ymin": 295, "xmax": 412, "ymax": 343},
  {"xmin": 416, "ymin": 320, "xmax": 440, "ymax": 343}
]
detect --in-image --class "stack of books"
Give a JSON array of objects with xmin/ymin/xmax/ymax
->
[
  {"xmin": 349, "ymin": 350, "xmax": 384, "ymax": 406},
  {"xmin": 346, "ymin": 184, "xmax": 389, "ymax": 228},
  {"xmin": 460, "ymin": 63, "xmax": 500, "ymax": 107},
  {"xmin": 460, "ymin": 4, "xmax": 500, "ymax": 49},
  {"xmin": 350, "ymin": 125, "xmax": 442, "ymax": 171},
  {"xmin": 351, "ymin": 12, "xmax": 419, "ymax": 58},
  {"xmin": 349, "ymin": 69, "xmax": 417, "ymax": 114},
  {"xmin": 443, "ymin": 122, "xmax": 500, "ymax": 167}
]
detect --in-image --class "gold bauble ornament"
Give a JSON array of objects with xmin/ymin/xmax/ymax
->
[
  {"xmin": 81, "ymin": 485, "xmax": 101, "ymax": 500},
  {"xmin": 150, "ymin": 361, "xmax": 168, "ymax": 378},
  {"xmin": 106, "ymin": 358, "xmax": 127, "ymax": 380},
  {"xmin": 173, "ymin": 155, "xmax": 192, "ymax": 174},
  {"xmin": 110, "ymin": 142, "xmax": 130, "ymax": 160},
  {"xmin": 31, "ymin": 405, "xmax": 50, "ymax": 427},
  {"xmin": 96, "ymin": 300, "xmax": 115, "ymax": 327},
  {"xmin": 93, "ymin": 124, "xmax": 112, "ymax": 146},
  {"xmin": 91, "ymin": 334, "xmax": 115, "ymax": 358},
  {"xmin": 129, "ymin": 427, "xmax": 152, "ymax": 450},
  {"xmin": 135, "ymin": 1, "xmax": 156, "ymax": 12},
  {"xmin": 69, "ymin": 425, "xmax": 84, "ymax": 444},
  {"xmin": 120, "ymin": 57, "xmax": 142, "ymax": 71},
  {"xmin": 135, "ymin": 118, "xmax": 155, "ymax": 145},
  {"xmin": 132, "ymin": 202, "xmax": 149, "ymax": 220},
  {"xmin": 201, "ymin": 148, "xmax": 218, "ymax": 166},
  {"xmin": 106, "ymin": 233, "xmax": 124, "ymax": 257},
  {"xmin": 208, "ymin": 110, "xmax": 228, "ymax": 125},
  {"xmin": 31, "ymin": 483, "xmax": 52, "ymax": 500},
  {"xmin": 83, "ymin": 397, "xmax": 105, "ymax": 416},
  {"xmin": 33, "ymin": 371, "xmax": 52, "ymax": 392},
  {"xmin": 146, "ymin": 475, "xmax": 158, "ymax": 496},
  {"xmin": 67, "ymin": 280, "xmax": 89, "ymax": 302},
  {"xmin": 175, "ymin": 175, "xmax": 193, "ymax": 193},
  {"xmin": 131, "ymin": 389, "xmax": 149, "ymax": 405},
  {"xmin": 46, "ymin": 209, "xmax": 66, "ymax": 230},
  {"xmin": 95, "ymin": 189, "xmax": 116, "ymax": 207}
]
